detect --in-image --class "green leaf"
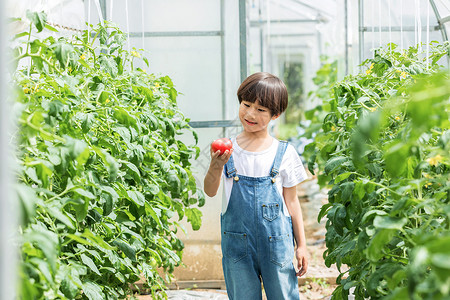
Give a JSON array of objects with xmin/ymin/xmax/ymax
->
[
  {"xmin": 148, "ymin": 184, "xmax": 160, "ymax": 195},
  {"xmin": 333, "ymin": 204, "xmax": 347, "ymax": 235},
  {"xmin": 431, "ymin": 253, "xmax": 450, "ymax": 269},
  {"xmin": 145, "ymin": 203, "xmax": 163, "ymax": 228},
  {"xmin": 324, "ymin": 156, "xmax": 348, "ymax": 175},
  {"xmin": 47, "ymin": 205, "xmax": 75, "ymax": 229},
  {"xmin": 98, "ymin": 27, "xmax": 108, "ymax": 45},
  {"xmin": 384, "ymin": 142, "xmax": 410, "ymax": 178},
  {"xmin": 26, "ymin": 10, "xmax": 47, "ymax": 32},
  {"xmin": 367, "ymin": 263, "xmax": 403, "ymax": 296},
  {"xmin": 185, "ymin": 208, "xmax": 203, "ymax": 230},
  {"xmin": 73, "ymin": 188, "xmax": 95, "ymax": 199},
  {"xmin": 76, "ymin": 147, "xmax": 91, "ymax": 168},
  {"xmin": 113, "ymin": 126, "xmax": 131, "ymax": 143},
  {"xmin": 13, "ymin": 32, "xmax": 29, "ymax": 40},
  {"xmin": 127, "ymin": 190, "xmax": 145, "ymax": 207},
  {"xmin": 197, "ymin": 189, "xmax": 205, "ymax": 207},
  {"xmin": 34, "ymin": 161, "xmax": 53, "ymax": 188},
  {"xmin": 23, "ymin": 230, "xmax": 58, "ymax": 272},
  {"xmin": 340, "ymin": 182, "xmax": 354, "ymax": 202},
  {"xmin": 166, "ymin": 170, "xmax": 181, "ymax": 193},
  {"xmin": 67, "ymin": 138, "xmax": 88, "ymax": 159},
  {"xmin": 318, "ymin": 203, "xmax": 333, "ymax": 222},
  {"xmin": 99, "ymin": 56, "xmax": 118, "ymax": 77},
  {"xmin": 122, "ymin": 161, "xmax": 141, "ymax": 183},
  {"xmin": 373, "ymin": 215, "xmax": 407, "ymax": 230},
  {"xmin": 353, "ymin": 181, "xmax": 366, "ymax": 200},
  {"xmin": 114, "ymin": 107, "xmax": 136, "ymax": 127},
  {"xmin": 44, "ymin": 24, "xmax": 58, "ymax": 32},
  {"xmin": 51, "ymin": 41, "xmax": 74, "ymax": 68},
  {"xmin": 33, "ymin": 258, "xmax": 54, "ymax": 285},
  {"xmin": 361, "ymin": 209, "xmax": 387, "ymax": 224},
  {"xmin": 80, "ymin": 254, "xmax": 101, "ymax": 276},
  {"xmin": 81, "ymin": 113, "xmax": 95, "ymax": 133},
  {"xmin": 82, "ymin": 282, "xmax": 104, "ymax": 300},
  {"xmin": 102, "ymin": 193, "xmax": 114, "ymax": 216},
  {"xmin": 115, "ymin": 55, "xmax": 123, "ymax": 74},
  {"xmin": 113, "ymin": 239, "xmax": 137, "ymax": 262},
  {"xmin": 81, "ymin": 229, "xmax": 115, "ymax": 250},
  {"xmin": 367, "ymin": 229, "xmax": 395, "ymax": 261},
  {"xmin": 74, "ymin": 198, "xmax": 89, "ymax": 222},
  {"xmin": 61, "ymin": 270, "xmax": 80, "ymax": 298},
  {"xmin": 16, "ymin": 184, "xmax": 37, "ymax": 225},
  {"xmin": 65, "ymin": 234, "xmax": 94, "ymax": 247},
  {"xmin": 161, "ymin": 246, "xmax": 181, "ymax": 263},
  {"xmin": 334, "ymin": 172, "xmax": 352, "ymax": 183},
  {"xmin": 173, "ymin": 201, "xmax": 185, "ymax": 220},
  {"xmin": 100, "ymin": 186, "xmax": 119, "ymax": 200},
  {"xmin": 192, "ymin": 130, "xmax": 199, "ymax": 145}
]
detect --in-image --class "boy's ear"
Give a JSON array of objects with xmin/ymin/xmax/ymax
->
[{"xmin": 271, "ymin": 114, "xmax": 280, "ymax": 120}]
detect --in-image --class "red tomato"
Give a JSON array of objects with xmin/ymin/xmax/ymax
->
[{"xmin": 211, "ymin": 138, "xmax": 233, "ymax": 155}]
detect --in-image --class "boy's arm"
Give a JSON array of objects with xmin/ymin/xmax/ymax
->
[
  {"xmin": 203, "ymin": 149, "xmax": 232, "ymax": 197},
  {"xmin": 283, "ymin": 185, "xmax": 308, "ymax": 277}
]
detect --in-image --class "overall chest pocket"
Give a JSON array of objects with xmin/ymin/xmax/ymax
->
[
  {"xmin": 262, "ymin": 203, "xmax": 280, "ymax": 221},
  {"xmin": 221, "ymin": 231, "xmax": 248, "ymax": 263}
]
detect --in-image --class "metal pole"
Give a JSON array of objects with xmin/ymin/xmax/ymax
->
[
  {"xmin": 0, "ymin": 0, "xmax": 17, "ymax": 298},
  {"xmin": 429, "ymin": 0, "xmax": 450, "ymax": 65},
  {"xmin": 250, "ymin": 19, "xmax": 321, "ymax": 26},
  {"xmin": 220, "ymin": 0, "xmax": 226, "ymax": 137},
  {"xmin": 239, "ymin": 0, "xmax": 248, "ymax": 82},
  {"xmin": 361, "ymin": 25, "xmax": 441, "ymax": 32},
  {"xmin": 345, "ymin": 0, "xmax": 349, "ymax": 75},
  {"xmin": 358, "ymin": 0, "xmax": 364, "ymax": 67},
  {"xmin": 259, "ymin": 0, "xmax": 264, "ymax": 71},
  {"xmin": 99, "ymin": 0, "xmax": 107, "ymax": 20},
  {"xmin": 317, "ymin": 31, "xmax": 322, "ymax": 58}
]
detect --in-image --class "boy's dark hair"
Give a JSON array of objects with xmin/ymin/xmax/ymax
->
[{"xmin": 237, "ymin": 72, "xmax": 288, "ymax": 117}]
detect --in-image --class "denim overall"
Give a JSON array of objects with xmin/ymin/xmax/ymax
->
[{"xmin": 221, "ymin": 141, "xmax": 299, "ymax": 300}]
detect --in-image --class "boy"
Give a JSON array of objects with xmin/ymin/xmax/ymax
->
[{"xmin": 204, "ymin": 72, "xmax": 308, "ymax": 299}]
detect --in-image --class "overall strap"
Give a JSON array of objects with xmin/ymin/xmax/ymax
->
[
  {"xmin": 223, "ymin": 154, "xmax": 237, "ymax": 178},
  {"xmin": 270, "ymin": 140, "xmax": 288, "ymax": 178}
]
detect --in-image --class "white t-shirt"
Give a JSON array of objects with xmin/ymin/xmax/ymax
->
[{"xmin": 222, "ymin": 137, "xmax": 308, "ymax": 215}]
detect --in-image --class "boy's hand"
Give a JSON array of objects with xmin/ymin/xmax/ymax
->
[
  {"xmin": 209, "ymin": 148, "xmax": 233, "ymax": 170},
  {"xmin": 295, "ymin": 246, "xmax": 308, "ymax": 277},
  {"xmin": 203, "ymin": 143, "xmax": 233, "ymax": 198}
]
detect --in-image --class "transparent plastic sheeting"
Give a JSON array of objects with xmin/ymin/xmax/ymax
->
[
  {"xmin": 106, "ymin": 0, "xmax": 221, "ymax": 32},
  {"xmin": 360, "ymin": 0, "xmax": 450, "ymax": 61},
  {"xmin": 247, "ymin": 0, "xmax": 343, "ymax": 110},
  {"xmin": 6, "ymin": 0, "xmax": 85, "ymax": 36},
  {"xmin": 136, "ymin": 36, "xmax": 223, "ymax": 122},
  {"xmin": 85, "ymin": 0, "xmax": 242, "ymax": 126},
  {"xmin": 247, "ymin": 0, "xmax": 449, "ymax": 109}
]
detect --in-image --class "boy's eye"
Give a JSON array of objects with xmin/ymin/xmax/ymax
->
[
  {"xmin": 243, "ymin": 103, "xmax": 250, "ymax": 107},
  {"xmin": 258, "ymin": 108, "xmax": 266, "ymax": 112}
]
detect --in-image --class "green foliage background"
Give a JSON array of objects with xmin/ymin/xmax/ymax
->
[
  {"xmin": 304, "ymin": 43, "xmax": 450, "ymax": 299},
  {"xmin": 12, "ymin": 12, "xmax": 204, "ymax": 299}
]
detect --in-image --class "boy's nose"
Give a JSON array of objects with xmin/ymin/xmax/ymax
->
[{"xmin": 246, "ymin": 108, "xmax": 257, "ymax": 118}]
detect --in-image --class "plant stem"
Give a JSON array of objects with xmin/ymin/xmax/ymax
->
[
  {"xmin": 19, "ymin": 118, "xmax": 66, "ymax": 143},
  {"xmin": 25, "ymin": 23, "xmax": 32, "ymax": 55}
]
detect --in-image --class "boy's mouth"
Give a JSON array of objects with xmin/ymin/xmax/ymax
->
[{"xmin": 245, "ymin": 119, "xmax": 257, "ymax": 125}]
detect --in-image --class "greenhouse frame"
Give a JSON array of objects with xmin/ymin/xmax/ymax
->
[{"xmin": 1, "ymin": 0, "xmax": 450, "ymax": 299}]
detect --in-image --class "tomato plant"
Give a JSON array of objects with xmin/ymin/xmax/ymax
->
[
  {"xmin": 304, "ymin": 43, "xmax": 450, "ymax": 299},
  {"xmin": 211, "ymin": 138, "xmax": 233, "ymax": 155},
  {"xmin": 11, "ymin": 12, "xmax": 204, "ymax": 299}
]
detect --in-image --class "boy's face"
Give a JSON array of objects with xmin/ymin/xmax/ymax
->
[{"xmin": 239, "ymin": 100, "xmax": 279, "ymax": 134}]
